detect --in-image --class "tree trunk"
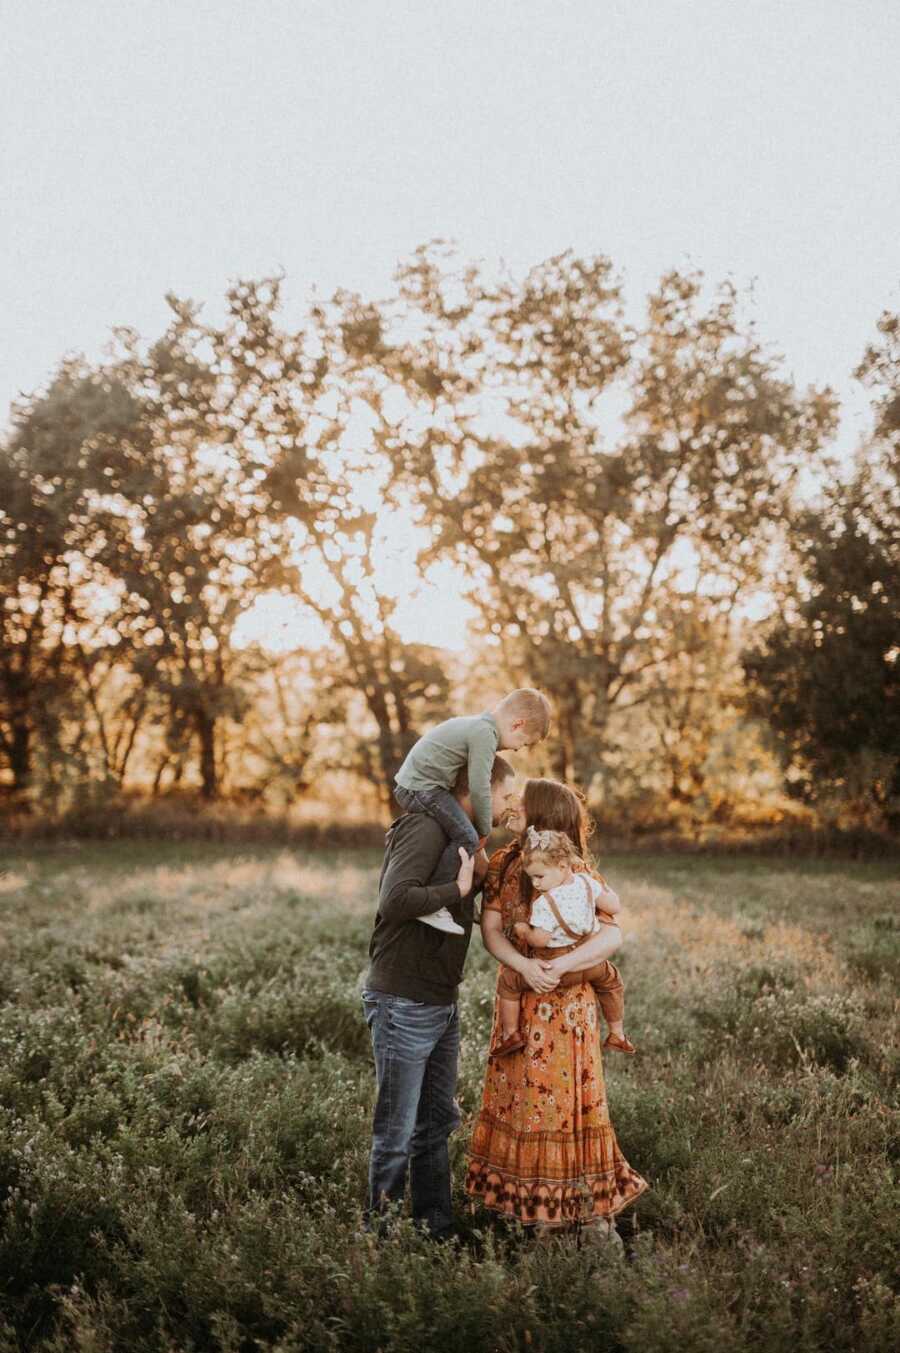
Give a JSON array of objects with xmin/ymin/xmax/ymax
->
[
  {"xmin": 9, "ymin": 720, "xmax": 31, "ymax": 793},
  {"xmin": 551, "ymin": 694, "xmax": 577, "ymax": 784},
  {"xmin": 152, "ymin": 755, "xmax": 170, "ymax": 795},
  {"xmin": 196, "ymin": 710, "xmax": 218, "ymax": 800}
]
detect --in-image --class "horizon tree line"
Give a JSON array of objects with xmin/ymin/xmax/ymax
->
[{"xmin": 1, "ymin": 246, "xmax": 897, "ymax": 828}]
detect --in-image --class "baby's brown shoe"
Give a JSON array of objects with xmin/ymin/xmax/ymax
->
[
  {"xmin": 602, "ymin": 1033, "xmax": 636, "ymax": 1054},
  {"xmin": 490, "ymin": 1031, "xmax": 526, "ymax": 1059}
]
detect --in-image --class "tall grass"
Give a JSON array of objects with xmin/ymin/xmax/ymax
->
[{"xmin": 0, "ymin": 842, "xmax": 897, "ymax": 1351}]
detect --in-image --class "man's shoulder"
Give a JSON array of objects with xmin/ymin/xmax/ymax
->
[{"xmin": 386, "ymin": 812, "xmax": 449, "ymax": 849}]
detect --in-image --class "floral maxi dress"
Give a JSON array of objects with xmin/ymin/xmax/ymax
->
[{"xmin": 465, "ymin": 843, "xmax": 648, "ymax": 1227}]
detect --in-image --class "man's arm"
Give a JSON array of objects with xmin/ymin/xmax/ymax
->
[{"xmin": 378, "ymin": 818, "xmax": 464, "ymax": 923}]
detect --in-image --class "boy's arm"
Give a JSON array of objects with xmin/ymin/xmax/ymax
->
[
  {"xmin": 378, "ymin": 819, "xmax": 463, "ymax": 923},
  {"xmin": 467, "ymin": 723, "xmax": 497, "ymax": 839}
]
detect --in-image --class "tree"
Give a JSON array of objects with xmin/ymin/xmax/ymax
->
[
  {"xmin": 282, "ymin": 510, "xmax": 453, "ymax": 803},
  {"xmin": 381, "ymin": 249, "xmax": 837, "ymax": 784},
  {"xmin": 93, "ymin": 278, "xmax": 330, "ymax": 799},
  {"xmin": 250, "ymin": 281, "xmax": 457, "ymax": 805},
  {"xmin": 0, "ymin": 361, "xmax": 146, "ymax": 796},
  {"xmin": 743, "ymin": 312, "xmax": 900, "ymax": 824}
]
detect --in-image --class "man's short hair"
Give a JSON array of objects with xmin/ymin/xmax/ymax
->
[{"xmin": 453, "ymin": 754, "xmax": 515, "ymax": 800}]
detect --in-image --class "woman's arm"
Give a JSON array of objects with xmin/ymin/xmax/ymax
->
[
  {"xmin": 543, "ymin": 922, "xmax": 622, "ymax": 976},
  {"xmin": 481, "ymin": 910, "xmax": 560, "ymax": 993}
]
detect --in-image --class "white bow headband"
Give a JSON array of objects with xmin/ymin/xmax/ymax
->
[{"xmin": 525, "ymin": 826, "xmax": 555, "ymax": 850}]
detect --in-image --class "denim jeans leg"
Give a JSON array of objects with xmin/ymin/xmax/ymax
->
[
  {"xmin": 362, "ymin": 992, "xmax": 456, "ymax": 1232},
  {"xmin": 412, "ymin": 789, "xmax": 480, "ymax": 885},
  {"xmin": 416, "ymin": 788, "xmax": 480, "ymax": 849},
  {"xmin": 408, "ymin": 1004, "xmax": 460, "ymax": 1237}
]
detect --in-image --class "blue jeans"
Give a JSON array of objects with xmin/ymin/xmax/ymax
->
[
  {"xmin": 394, "ymin": 784, "xmax": 480, "ymax": 883},
  {"xmin": 362, "ymin": 989, "xmax": 461, "ymax": 1238}
]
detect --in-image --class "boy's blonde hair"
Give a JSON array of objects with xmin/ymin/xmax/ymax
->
[
  {"xmin": 497, "ymin": 688, "xmax": 552, "ymax": 738},
  {"xmin": 521, "ymin": 826, "xmax": 582, "ymax": 872}
]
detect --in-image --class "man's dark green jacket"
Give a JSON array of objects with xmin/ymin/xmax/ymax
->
[{"xmin": 365, "ymin": 813, "xmax": 478, "ymax": 1005}]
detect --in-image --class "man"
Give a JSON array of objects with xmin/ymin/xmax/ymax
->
[{"xmin": 362, "ymin": 754, "xmax": 519, "ymax": 1239}]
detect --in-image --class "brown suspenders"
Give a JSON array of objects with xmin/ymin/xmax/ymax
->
[{"xmin": 543, "ymin": 874, "xmax": 594, "ymax": 942}]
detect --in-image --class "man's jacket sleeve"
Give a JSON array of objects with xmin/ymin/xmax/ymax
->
[{"xmin": 378, "ymin": 819, "xmax": 461, "ymax": 922}]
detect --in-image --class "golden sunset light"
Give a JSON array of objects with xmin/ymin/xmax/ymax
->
[{"xmin": 2, "ymin": 4, "xmax": 898, "ymax": 1346}]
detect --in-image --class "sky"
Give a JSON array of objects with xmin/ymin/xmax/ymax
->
[{"xmin": 2, "ymin": 0, "xmax": 899, "ymax": 648}]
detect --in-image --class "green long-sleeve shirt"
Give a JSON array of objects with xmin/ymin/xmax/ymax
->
[{"xmin": 394, "ymin": 712, "xmax": 499, "ymax": 838}]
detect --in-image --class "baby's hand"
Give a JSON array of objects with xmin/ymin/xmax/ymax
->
[{"xmin": 512, "ymin": 921, "xmax": 531, "ymax": 939}]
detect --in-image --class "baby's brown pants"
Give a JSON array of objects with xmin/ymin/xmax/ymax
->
[{"xmin": 498, "ymin": 940, "xmax": 625, "ymax": 1026}]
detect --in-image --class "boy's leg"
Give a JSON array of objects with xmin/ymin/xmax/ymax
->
[
  {"xmin": 585, "ymin": 959, "xmax": 624, "ymax": 1029},
  {"xmin": 495, "ymin": 967, "xmax": 526, "ymax": 1044},
  {"xmin": 361, "ymin": 991, "xmax": 456, "ymax": 1233},
  {"xmin": 582, "ymin": 960, "xmax": 635, "ymax": 1050},
  {"xmin": 498, "ymin": 994, "xmax": 522, "ymax": 1039},
  {"xmin": 403, "ymin": 787, "xmax": 480, "ymax": 882},
  {"xmin": 408, "ymin": 1003, "xmax": 461, "ymax": 1239},
  {"xmin": 393, "ymin": 783, "xmax": 419, "ymax": 814}
]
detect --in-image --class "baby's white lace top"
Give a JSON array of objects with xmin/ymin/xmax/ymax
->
[{"xmin": 530, "ymin": 872, "xmax": 606, "ymax": 947}]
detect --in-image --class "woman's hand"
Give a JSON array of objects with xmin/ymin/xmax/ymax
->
[
  {"xmin": 544, "ymin": 925, "xmax": 622, "ymax": 976},
  {"xmin": 518, "ymin": 957, "xmax": 560, "ymax": 993},
  {"xmin": 504, "ymin": 802, "xmax": 526, "ymax": 834}
]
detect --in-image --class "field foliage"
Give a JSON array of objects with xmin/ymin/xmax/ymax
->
[{"xmin": 0, "ymin": 843, "xmax": 897, "ymax": 1352}]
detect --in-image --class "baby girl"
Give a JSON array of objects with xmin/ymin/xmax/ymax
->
[{"xmin": 493, "ymin": 826, "xmax": 636, "ymax": 1059}]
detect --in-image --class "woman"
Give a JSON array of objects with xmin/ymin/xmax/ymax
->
[{"xmin": 465, "ymin": 778, "xmax": 648, "ymax": 1237}]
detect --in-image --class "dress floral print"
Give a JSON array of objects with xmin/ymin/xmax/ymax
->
[{"xmin": 465, "ymin": 842, "xmax": 648, "ymax": 1227}]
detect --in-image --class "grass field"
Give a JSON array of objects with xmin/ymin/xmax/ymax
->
[{"xmin": 0, "ymin": 841, "xmax": 897, "ymax": 1352}]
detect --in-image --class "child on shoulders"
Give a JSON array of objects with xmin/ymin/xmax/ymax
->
[{"xmin": 394, "ymin": 690, "xmax": 552, "ymax": 934}]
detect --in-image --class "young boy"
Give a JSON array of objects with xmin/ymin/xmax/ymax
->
[{"xmin": 394, "ymin": 689, "xmax": 552, "ymax": 934}]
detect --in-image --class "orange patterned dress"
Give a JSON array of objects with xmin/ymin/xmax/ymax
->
[{"xmin": 465, "ymin": 842, "xmax": 648, "ymax": 1228}]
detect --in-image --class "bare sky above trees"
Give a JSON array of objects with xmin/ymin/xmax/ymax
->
[{"xmin": 2, "ymin": 0, "xmax": 898, "ymax": 451}]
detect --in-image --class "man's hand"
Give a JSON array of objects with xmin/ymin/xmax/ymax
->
[
  {"xmin": 519, "ymin": 957, "xmax": 560, "ymax": 993},
  {"xmin": 456, "ymin": 847, "xmax": 475, "ymax": 896},
  {"xmin": 473, "ymin": 847, "xmax": 490, "ymax": 885}
]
